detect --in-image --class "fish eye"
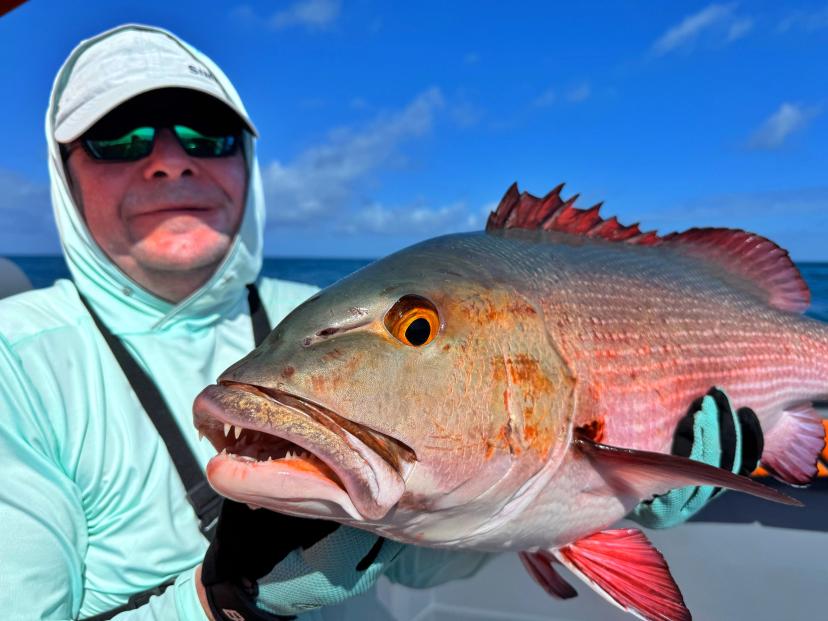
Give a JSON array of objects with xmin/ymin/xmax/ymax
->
[{"xmin": 384, "ymin": 295, "xmax": 440, "ymax": 347}]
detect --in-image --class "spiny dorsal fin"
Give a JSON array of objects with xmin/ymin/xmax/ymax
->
[
  {"xmin": 485, "ymin": 182, "xmax": 660, "ymax": 246},
  {"xmin": 486, "ymin": 182, "xmax": 810, "ymax": 314}
]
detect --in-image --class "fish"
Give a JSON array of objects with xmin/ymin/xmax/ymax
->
[{"xmin": 193, "ymin": 182, "xmax": 826, "ymax": 621}]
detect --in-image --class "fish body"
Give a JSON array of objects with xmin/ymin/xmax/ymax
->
[{"xmin": 194, "ymin": 184, "xmax": 825, "ymax": 620}]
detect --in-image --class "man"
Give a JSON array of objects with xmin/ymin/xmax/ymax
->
[
  {"xmin": 0, "ymin": 23, "xmax": 759, "ymax": 621},
  {"xmin": 0, "ymin": 24, "xmax": 496, "ymax": 621}
]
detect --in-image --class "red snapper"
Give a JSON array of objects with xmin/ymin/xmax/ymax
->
[{"xmin": 194, "ymin": 183, "xmax": 824, "ymax": 621}]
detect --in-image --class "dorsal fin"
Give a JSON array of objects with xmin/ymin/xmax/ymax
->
[
  {"xmin": 486, "ymin": 182, "xmax": 661, "ymax": 245},
  {"xmin": 486, "ymin": 182, "xmax": 810, "ymax": 314},
  {"xmin": 663, "ymin": 228, "xmax": 810, "ymax": 313}
]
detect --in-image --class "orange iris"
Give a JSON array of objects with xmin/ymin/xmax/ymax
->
[{"xmin": 384, "ymin": 295, "xmax": 440, "ymax": 347}]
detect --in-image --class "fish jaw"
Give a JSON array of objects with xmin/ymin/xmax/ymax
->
[{"xmin": 193, "ymin": 383, "xmax": 412, "ymax": 521}]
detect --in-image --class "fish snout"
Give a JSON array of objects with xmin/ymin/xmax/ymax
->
[{"xmin": 193, "ymin": 383, "xmax": 413, "ymax": 522}]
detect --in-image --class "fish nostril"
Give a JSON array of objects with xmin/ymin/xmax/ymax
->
[{"xmin": 303, "ymin": 327, "xmax": 338, "ymax": 348}]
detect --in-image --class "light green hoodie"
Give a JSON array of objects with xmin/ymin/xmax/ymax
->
[
  {"xmin": 0, "ymin": 23, "xmax": 316, "ymax": 620},
  {"xmin": 0, "ymin": 24, "xmax": 488, "ymax": 621}
]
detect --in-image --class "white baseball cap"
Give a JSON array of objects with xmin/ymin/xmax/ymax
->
[{"xmin": 53, "ymin": 25, "xmax": 257, "ymax": 143}]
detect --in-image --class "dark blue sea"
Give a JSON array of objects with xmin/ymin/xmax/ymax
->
[
  {"xmin": 8, "ymin": 256, "xmax": 373, "ymax": 292},
  {"xmin": 7, "ymin": 256, "xmax": 828, "ymax": 323}
]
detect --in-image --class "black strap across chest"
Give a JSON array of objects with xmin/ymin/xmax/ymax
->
[
  {"xmin": 80, "ymin": 284, "xmax": 270, "ymax": 621},
  {"xmin": 78, "ymin": 283, "xmax": 271, "ymax": 542}
]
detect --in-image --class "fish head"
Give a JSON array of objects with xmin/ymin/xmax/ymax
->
[{"xmin": 194, "ymin": 235, "xmax": 575, "ymax": 543}]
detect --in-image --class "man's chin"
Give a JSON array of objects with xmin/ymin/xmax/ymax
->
[{"xmin": 130, "ymin": 230, "xmax": 234, "ymax": 275}]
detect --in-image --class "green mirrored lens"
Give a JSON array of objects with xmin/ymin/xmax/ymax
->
[
  {"xmin": 173, "ymin": 125, "xmax": 237, "ymax": 157},
  {"xmin": 84, "ymin": 127, "xmax": 155, "ymax": 160}
]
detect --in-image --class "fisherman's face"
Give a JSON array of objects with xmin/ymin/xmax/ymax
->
[{"xmin": 63, "ymin": 95, "xmax": 247, "ymax": 300}]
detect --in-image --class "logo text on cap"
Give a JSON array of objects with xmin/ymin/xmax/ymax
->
[{"xmin": 188, "ymin": 64, "xmax": 216, "ymax": 81}]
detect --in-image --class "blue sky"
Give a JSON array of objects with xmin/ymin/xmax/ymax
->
[{"xmin": 0, "ymin": 1, "xmax": 826, "ymax": 259}]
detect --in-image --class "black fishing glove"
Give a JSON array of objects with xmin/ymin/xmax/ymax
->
[
  {"xmin": 201, "ymin": 499, "xmax": 339, "ymax": 620},
  {"xmin": 628, "ymin": 386, "xmax": 764, "ymax": 528}
]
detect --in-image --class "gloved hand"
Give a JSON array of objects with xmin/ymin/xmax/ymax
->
[
  {"xmin": 200, "ymin": 500, "xmax": 404, "ymax": 620},
  {"xmin": 628, "ymin": 386, "xmax": 764, "ymax": 529}
]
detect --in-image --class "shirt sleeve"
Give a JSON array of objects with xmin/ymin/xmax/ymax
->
[
  {"xmin": 383, "ymin": 546, "xmax": 494, "ymax": 590},
  {"xmin": 0, "ymin": 338, "xmax": 210, "ymax": 621},
  {"xmin": 109, "ymin": 567, "xmax": 209, "ymax": 621},
  {"xmin": 0, "ymin": 336, "xmax": 88, "ymax": 619}
]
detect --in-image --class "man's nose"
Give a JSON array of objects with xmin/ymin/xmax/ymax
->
[{"xmin": 142, "ymin": 128, "xmax": 196, "ymax": 179}]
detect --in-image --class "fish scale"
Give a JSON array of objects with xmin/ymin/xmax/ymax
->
[{"xmin": 493, "ymin": 235, "xmax": 828, "ymax": 455}]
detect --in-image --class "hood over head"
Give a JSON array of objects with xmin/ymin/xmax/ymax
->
[{"xmin": 46, "ymin": 24, "xmax": 266, "ymax": 332}]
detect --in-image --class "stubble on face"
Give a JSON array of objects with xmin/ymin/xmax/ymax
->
[{"xmin": 66, "ymin": 130, "xmax": 248, "ymax": 302}]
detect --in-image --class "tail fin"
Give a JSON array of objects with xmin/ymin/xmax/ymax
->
[{"xmin": 760, "ymin": 405, "xmax": 826, "ymax": 486}]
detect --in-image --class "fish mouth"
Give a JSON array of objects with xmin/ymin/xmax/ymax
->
[{"xmin": 193, "ymin": 382, "xmax": 416, "ymax": 521}]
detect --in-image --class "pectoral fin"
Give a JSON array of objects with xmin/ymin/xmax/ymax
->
[
  {"xmin": 574, "ymin": 430, "xmax": 802, "ymax": 507},
  {"xmin": 552, "ymin": 528, "xmax": 690, "ymax": 621}
]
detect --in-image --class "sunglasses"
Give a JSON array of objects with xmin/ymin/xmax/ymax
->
[{"xmin": 80, "ymin": 125, "xmax": 240, "ymax": 161}]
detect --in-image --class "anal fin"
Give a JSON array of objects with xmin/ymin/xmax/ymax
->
[
  {"xmin": 761, "ymin": 404, "xmax": 826, "ymax": 486},
  {"xmin": 553, "ymin": 529, "xmax": 690, "ymax": 621}
]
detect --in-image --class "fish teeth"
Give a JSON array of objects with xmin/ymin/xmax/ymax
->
[
  {"xmin": 233, "ymin": 425, "xmax": 243, "ymax": 440},
  {"xmin": 198, "ymin": 431, "xmax": 204, "ymax": 441},
  {"xmin": 223, "ymin": 423, "xmax": 231, "ymax": 437}
]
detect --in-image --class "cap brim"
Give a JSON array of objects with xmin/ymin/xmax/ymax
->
[{"xmin": 54, "ymin": 76, "xmax": 258, "ymax": 142}]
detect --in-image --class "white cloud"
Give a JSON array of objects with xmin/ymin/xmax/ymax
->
[
  {"xmin": 532, "ymin": 88, "xmax": 556, "ymax": 108},
  {"xmin": 533, "ymin": 82, "xmax": 591, "ymax": 108},
  {"xmin": 727, "ymin": 17, "xmax": 753, "ymax": 41},
  {"xmin": 779, "ymin": 7, "xmax": 828, "ymax": 32},
  {"xmin": 628, "ymin": 186, "xmax": 828, "ymax": 261},
  {"xmin": 652, "ymin": 4, "xmax": 745, "ymax": 55},
  {"xmin": 350, "ymin": 97, "xmax": 370, "ymax": 111},
  {"xmin": 478, "ymin": 201, "xmax": 499, "ymax": 227},
  {"xmin": 261, "ymin": 88, "xmax": 444, "ymax": 226},
  {"xmin": 271, "ymin": 0, "xmax": 340, "ymax": 30},
  {"xmin": 566, "ymin": 82, "xmax": 591, "ymax": 103},
  {"xmin": 231, "ymin": 5, "xmax": 255, "ymax": 20},
  {"xmin": 233, "ymin": 0, "xmax": 341, "ymax": 32},
  {"xmin": 748, "ymin": 103, "xmax": 820, "ymax": 149},
  {"xmin": 448, "ymin": 99, "xmax": 483, "ymax": 128},
  {"xmin": 340, "ymin": 197, "xmax": 495, "ymax": 238},
  {"xmin": 343, "ymin": 201, "xmax": 477, "ymax": 236}
]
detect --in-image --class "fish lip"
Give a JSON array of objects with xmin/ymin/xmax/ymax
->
[
  {"xmin": 220, "ymin": 380, "xmax": 418, "ymax": 471},
  {"xmin": 193, "ymin": 382, "xmax": 414, "ymax": 520}
]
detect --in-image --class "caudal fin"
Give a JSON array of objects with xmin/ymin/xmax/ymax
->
[{"xmin": 760, "ymin": 404, "xmax": 826, "ymax": 486}]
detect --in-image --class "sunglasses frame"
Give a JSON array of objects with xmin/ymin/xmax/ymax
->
[{"xmin": 78, "ymin": 125, "xmax": 242, "ymax": 162}]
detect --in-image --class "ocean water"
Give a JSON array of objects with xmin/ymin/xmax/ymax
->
[
  {"xmin": 8, "ymin": 256, "xmax": 373, "ymax": 291},
  {"xmin": 8, "ymin": 255, "xmax": 828, "ymax": 323}
]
